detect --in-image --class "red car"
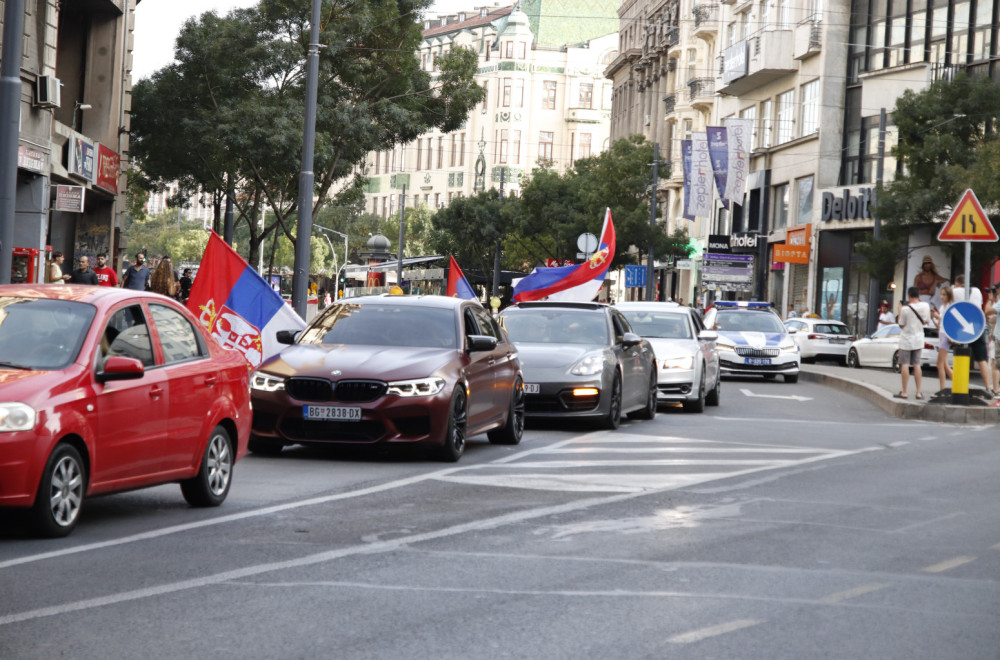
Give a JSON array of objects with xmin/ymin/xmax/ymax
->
[
  {"xmin": 249, "ymin": 294, "xmax": 524, "ymax": 462},
  {"xmin": 0, "ymin": 285, "xmax": 252, "ymax": 537}
]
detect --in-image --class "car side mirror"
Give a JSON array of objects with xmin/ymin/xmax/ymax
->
[
  {"xmin": 466, "ymin": 334, "xmax": 498, "ymax": 352},
  {"xmin": 698, "ymin": 330, "xmax": 718, "ymax": 342},
  {"xmin": 276, "ymin": 330, "xmax": 299, "ymax": 345},
  {"xmin": 622, "ymin": 331, "xmax": 642, "ymax": 348},
  {"xmin": 787, "ymin": 327, "xmax": 797, "ymax": 334},
  {"xmin": 97, "ymin": 356, "xmax": 145, "ymax": 383}
]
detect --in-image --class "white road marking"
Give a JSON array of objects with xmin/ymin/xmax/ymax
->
[
  {"xmin": 668, "ymin": 619, "xmax": 765, "ymax": 644},
  {"xmin": 922, "ymin": 556, "xmax": 977, "ymax": 573},
  {"xmin": 820, "ymin": 583, "xmax": 889, "ymax": 603},
  {"xmin": 739, "ymin": 388, "xmax": 812, "ymax": 401}
]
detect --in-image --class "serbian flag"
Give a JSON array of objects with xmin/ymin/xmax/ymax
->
[
  {"xmin": 513, "ymin": 208, "xmax": 616, "ymax": 303},
  {"xmin": 187, "ymin": 232, "xmax": 306, "ymax": 368},
  {"xmin": 447, "ymin": 255, "xmax": 477, "ymax": 299}
]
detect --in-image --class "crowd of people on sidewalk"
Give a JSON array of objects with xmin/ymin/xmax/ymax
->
[{"xmin": 46, "ymin": 251, "xmax": 193, "ymax": 304}]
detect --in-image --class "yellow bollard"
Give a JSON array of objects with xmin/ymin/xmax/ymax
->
[{"xmin": 951, "ymin": 344, "xmax": 971, "ymax": 405}]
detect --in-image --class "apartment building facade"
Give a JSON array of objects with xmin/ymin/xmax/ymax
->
[
  {"xmin": 4, "ymin": 0, "xmax": 136, "ymax": 281},
  {"xmin": 362, "ymin": 1, "xmax": 619, "ymax": 218}
]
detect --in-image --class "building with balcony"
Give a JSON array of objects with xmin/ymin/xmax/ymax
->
[
  {"xmin": 361, "ymin": 1, "xmax": 619, "ymax": 218},
  {"xmin": 4, "ymin": 0, "xmax": 137, "ymax": 281}
]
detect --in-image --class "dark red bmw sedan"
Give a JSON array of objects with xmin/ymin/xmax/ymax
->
[
  {"xmin": 0, "ymin": 285, "xmax": 252, "ymax": 537},
  {"xmin": 248, "ymin": 294, "xmax": 524, "ymax": 462}
]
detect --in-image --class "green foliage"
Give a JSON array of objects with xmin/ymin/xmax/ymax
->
[
  {"xmin": 428, "ymin": 191, "xmax": 507, "ymax": 277},
  {"xmin": 124, "ymin": 212, "xmax": 210, "ymax": 262}
]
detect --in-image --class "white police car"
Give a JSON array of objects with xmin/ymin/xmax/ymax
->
[{"xmin": 702, "ymin": 302, "xmax": 801, "ymax": 383}]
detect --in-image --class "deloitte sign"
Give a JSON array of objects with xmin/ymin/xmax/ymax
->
[{"xmin": 821, "ymin": 187, "xmax": 874, "ymax": 222}]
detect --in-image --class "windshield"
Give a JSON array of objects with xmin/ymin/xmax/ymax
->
[
  {"xmin": 715, "ymin": 310, "xmax": 786, "ymax": 333},
  {"xmin": 0, "ymin": 298, "xmax": 96, "ymax": 370},
  {"xmin": 813, "ymin": 323, "xmax": 850, "ymax": 335},
  {"xmin": 298, "ymin": 303, "xmax": 458, "ymax": 349},
  {"xmin": 501, "ymin": 309, "xmax": 609, "ymax": 345},
  {"xmin": 620, "ymin": 311, "xmax": 691, "ymax": 339}
]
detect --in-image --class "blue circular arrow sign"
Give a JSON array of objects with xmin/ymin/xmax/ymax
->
[{"xmin": 941, "ymin": 301, "xmax": 986, "ymax": 344}]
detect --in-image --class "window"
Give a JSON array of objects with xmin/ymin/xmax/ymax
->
[
  {"xmin": 686, "ymin": 48, "xmax": 697, "ymax": 82},
  {"xmin": 100, "ymin": 305, "xmax": 154, "ymax": 368},
  {"xmin": 450, "ymin": 135, "xmax": 456, "ymax": 167},
  {"xmin": 434, "ymin": 193, "xmax": 440, "ymax": 208},
  {"xmin": 426, "ymin": 138, "xmax": 433, "ymax": 170},
  {"xmin": 459, "ymin": 133, "xmax": 465, "ymax": 166},
  {"xmin": 374, "ymin": 152, "xmax": 380, "ymax": 174},
  {"xmin": 437, "ymin": 137, "xmax": 444, "ymax": 169},
  {"xmin": 150, "ymin": 304, "xmax": 203, "ymax": 363},
  {"xmin": 776, "ymin": 90, "xmax": 794, "ymax": 143},
  {"xmin": 515, "ymin": 79, "xmax": 524, "ymax": 107},
  {"xmin": 776, "ymin": 0, "xmax": 790, "ymax": 28},
  {"xmin": 579, "ymin": 83, "xmax": 593, "ymax": 108},
  {"xmin": 502, "ymin": 78, "xmax": 512, "ymax": 107},
  {"xmin": 800, "ymin": 81, "xmax": 818, "ymax": 136},
  {"xmin": 415, "ymin": 140, "xmax": 422, "ymax": 171},
  {"xmin": 740, "ymin": 105, "xmax": 758, "ymax": 148},
  {"xmin": 772, "ymin": 183, "xmax": 789, "ymax": 230},
  {"xmin": 579, "ymin": 133, "xmax": 592, "ymax": 159},
  {"xmin": 505, "ymin": 41, "xmax": 514, "ymax": 58},
  {"xmin": 483, "ymin": 84, "xmax": 488, "ymax": 109},
  {"xmin": 542, "ymin": 81, "xmax": 557, "ymax": 109},
  {"xmin": 538, "ymin": 132, "xmax": 554, "ymax": 163},
  {"xmin": 518, "ymin": 41, "xmax": 527, "ymax": 59},
  {"xmin": 499, "ymin": 129, "xmax": 509, "ymax": 164},
  {"xmin": 761, "ymin": 99, "xmax": 773, "ymax": 148},
  {"xmin": 512, "ymin": 130, "xmax": 521, "ymax": 164},
  {"xmin": 796, "ymin": 176, "xmax": 814, "ymax": 224}
]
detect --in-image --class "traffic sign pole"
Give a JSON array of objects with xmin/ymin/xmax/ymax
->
[{"xmin": 952, "ymin": 344, "xmax": 971, "ymax": 405}]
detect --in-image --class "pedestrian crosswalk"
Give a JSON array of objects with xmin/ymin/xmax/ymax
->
[{"xmin": 437, "ymin": 432, "xmax": 856, "ymax": 493}]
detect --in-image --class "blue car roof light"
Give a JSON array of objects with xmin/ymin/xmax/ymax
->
[{"xmin": 713, "ymin": 301, "xmax": 772, "ymax": 309}]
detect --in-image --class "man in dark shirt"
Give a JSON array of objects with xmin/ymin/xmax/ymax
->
[
  {"xmin": 179, "ymin": 268, "xmax": 193, "ymax": 303},
  {"xmin": 121, "ymin": 252, "xmax": 151, "ymax": 290},
  {"xmin": 68, "ymin": 256, "xmax": 99, "ymax": 285}
]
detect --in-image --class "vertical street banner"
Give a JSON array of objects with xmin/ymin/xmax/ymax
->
[
  {"xmin": 706, "ymin": 126, "xmax": 729, "ymax": 207},
  {"xmin": 690, "ymin": 132, "xmax": 712, "ymax": 218},
  {"xmin": 681, "ymin": 139, "xmax": 695, "ymax": 221},
  {"xmin": 724, "ymin": 117, "xmax": 753, "ymax": 205}
]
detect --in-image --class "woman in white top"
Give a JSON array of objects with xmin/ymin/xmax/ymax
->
[
  {"xmin": 931, "ymin": 285, "xmax": 954, "ymax": 392},
  {"xmin": 877, "ymin": 300, "xmax": 896, "ymax": 330}
]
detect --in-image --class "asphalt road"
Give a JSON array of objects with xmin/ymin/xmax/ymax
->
[{"xmin": 2, "ymin": 377, "xmax": 999, "ymax": 659}]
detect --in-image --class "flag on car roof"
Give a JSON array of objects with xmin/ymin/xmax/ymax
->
[
  {"xmin": 512, "ymin": 208, "xmax": 616, "ymax": 303},
  {"xmin": 187, "ymin": 231, "xmax": 306, "ymax": 368},
  {"xmin": 447, "ymin": 255, "xmax": 477, "ymax": 299}
]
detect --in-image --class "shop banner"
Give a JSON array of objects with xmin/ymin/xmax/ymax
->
[
  {"xmin": 773, "ymin": 243, "xmax": 809, "ymax": 264},
  {"xmin": 17, "ymin": 144, "xmax": 47, "ymax": 173},
  {"xmin": 96, "ymin": 144, "xmax": 120, "ymax": 194},
  {"xmin": 69, "ymin": 137, "xmax": 95, "ymax": 182},
  {"xmin": 706, "ymin": 126, "xmax": 728, "ymax": 204},
  {"xmin": 681, "ymin": 140, "xmax": 694, "ymax": 220},
  {"xmin": 690, "ymin": 132, "xmax": 712, "ymax": 218},
  {"xmin": 55, "ymin": 185, "xmax": 85, "ymax": 213},
  {"xmin": 724, "ymin": 117, "xmax": 753, "ymax": 205}
]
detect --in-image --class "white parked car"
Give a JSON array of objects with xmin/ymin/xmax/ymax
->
[
  {"xmin": 846, "ymin": 324, "xmax": 940, "ymax": 371},
  {"xmin": 617, "ymin": 302, "xmax": 721, "ymax": 412},
  {"xmin": 784, "ymin": 317, "xmax": 856, "ymax": 364}
]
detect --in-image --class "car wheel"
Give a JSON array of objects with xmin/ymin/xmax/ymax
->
[
  {"xmin": 488, "ymin": 378, "xmax": 525, "ymax": 445},
  {"xmin": 784, "ymin": 373, "xmax": 799, "ymax": 383},
  {"xmin": 630, "ymin": 370, "xmax": 657, "ymax": 420},
  {"xmin": 181, "ymin": 425, "xmax": 233, "ymax": 507},
  {"xmin": 30, "ymin": 444, "xmax": 86, "ymax": 538},
  {"xmin": 892, "ymin": 351, "xmax": 901, "ymax": 373},
  {"xmin": 248, "ymin": 436, "xmax": 285, "ymax": 456},
  {"xmin": 683, "ymin": 371, "xmax": 706, "ymax": 413},
  {"xmin": 437, "ymin": 389, "xmax": 468, "ymax": 462},
  {"xmin": 847, "ymin": 348, "xmax": 860, "ymax": 369},
  {"xmin": 705, "ymin": 371, "xmax": 721, "ymax": 406},
  {"xmin": 602, "ymin": 373, "xmax": 623, "ymax": 429}
]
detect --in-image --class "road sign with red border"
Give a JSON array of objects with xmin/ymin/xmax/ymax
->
[{"xmin": 937, "ymin": 189, "xmax": 999, "ymax": 241}]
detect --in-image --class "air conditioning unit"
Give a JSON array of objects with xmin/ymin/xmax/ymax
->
[{"xmin": 35, "ymin": 76, "xmax": 61, "ymax": 108}]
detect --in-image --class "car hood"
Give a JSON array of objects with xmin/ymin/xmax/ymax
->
[
  {"xmin": 513, "ymin": 342, "xmax": 603, "ymax": 369},
  {"xmin": 259, "ymin": 343, "xmax": 458, "ymax": 381},
  {"xmin": 0, "ymin": 366, "xmax": 86, "ymax": 407},
  {"xmin": 716, "ymin": 331, "xmax": 791, "ymax": 348}
]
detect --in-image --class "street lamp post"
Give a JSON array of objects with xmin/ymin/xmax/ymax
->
[{"xmin": 314, "ymin": 225, "xmax": 349, "ymax": 301}]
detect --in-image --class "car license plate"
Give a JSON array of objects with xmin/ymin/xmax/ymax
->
[
  {"xmin": 304, "ymin": 405, "xmax": 361, "ymax": 421},
  {"xmin": 830, "ymin": 338, "xmax": 845, "ymax": 344},
  {"xmin": 524, "ymin": 383, "xmax": 540, "ymax": 394},
  {"xmin": 746, "ymin": 358, "xmax": 772, "ymax": 366}
]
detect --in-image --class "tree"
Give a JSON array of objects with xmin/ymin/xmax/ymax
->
[
  {"xmin": 861, "ymin": 73, "xmax": 1000, "ymax": 279},
  {"xmin": 428, "ymin": 191, "xmax": 508, "ymax": 279},
  {"xmin": 130, "ymin": 0, "xmax": 484, "ymax": 271}
]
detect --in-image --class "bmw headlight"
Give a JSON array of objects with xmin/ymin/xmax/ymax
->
[
  {"xmin": 571, "ymin": 354, "xmax": 605, "ymax": 376},
  {"xmin": 387, "ymin": 377, "xmax": 446, "ymax": 397},
  {"xmin": 661, "ymin": 355, "xmax": 695, "ymax": 370},
  {"xmin": 251, "ymin": 372, "xmax": 286, "ymax": 392},
  {"xmin": 0, "ymin": 402, "xmax": 36, "ymax": 432}
]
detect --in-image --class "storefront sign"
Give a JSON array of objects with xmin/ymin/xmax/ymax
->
[
  {"xmin": 55, "ymin": 185, "xmax": 85, "ymax": 213},
  {"xmin": 675, "ymin": 259, "xmax": 692, "ymax": 270},
  {"xmin": 95, "ymin": 144, "xmax": 120, "ymax": 194},
  {"xmin": 702, "ymin": 252, "xmax": 753, "ymax": 292},
  {"xmin": 722, "ymin": 42, "xmax": 748, "ymax": 85},
  {"xmin": 17, "ymin": 144, "xmax": 47, "ymax": 173},
  {"xmin": 707, "ymin": 234, "xmax": 731, "ymax": 253},
  {"xmin": 730, "ymin": 231, "xmax": 758, "ymax": 253},
  {"xmin": 773, "ymin": 223, "xmax": 811, "ymax": 264},
  {"xmin": 821, "ymin": 188, "xmax": 873, "ymax": 221},
  {"xmin": 69, "ymin": 136, "xmax": 95, "ymax": 181}
]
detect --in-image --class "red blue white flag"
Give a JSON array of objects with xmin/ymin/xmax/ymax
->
[
  {"xmin": 187, "ymin": 232, "xmax": 306, "ymax": 368},
  {"xmin": 512, "ymin": 208, "xmax": 616, "ymax": 303},
  {"xmin": 447, "ymin": 255, "xmax": 477, "ymax": 299}
]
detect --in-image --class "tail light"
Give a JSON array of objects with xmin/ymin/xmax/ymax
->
[
  {"xmin": 924, "ymin": 342, "xmax": 934, "ymax": 350},
  {"xmin": 808, "ymin": 334, "xmax": 821, "ymax": 340},
  {"xmin": 848, "ymin": 336, "xmax": 856, "ymax": 341}
]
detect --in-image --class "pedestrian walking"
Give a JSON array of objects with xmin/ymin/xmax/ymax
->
[
  {"xmin": 150, "ymin": 256, "xmax": 179, "ymax": 298},
  {"xmin": 930, "ymin": 286, "xmax": 954, "ymax": 392},
  {"xmin": 121, "ymin": 253, "xmax": 151, "ymax": 291},
  {"xmin": 68, "ymin": 256, "xmax": 99, "ymax": 285},
  {"xmin": 896, "ymin": 286, "xmax": 930, "ymax": 400},
  {"xmin": 93, "ymin": 253, "xmax": 119, "ymax": 287},
  {"xmin": 952, "ymin": 275, "xmax": 995, "ymax": 395}
]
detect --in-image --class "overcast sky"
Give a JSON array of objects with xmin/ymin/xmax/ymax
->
[{"xmin": 132, "ymin": 0, "xmax": 478, "ymax": 81}]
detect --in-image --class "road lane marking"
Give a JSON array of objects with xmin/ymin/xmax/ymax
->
[
  {"xmin": 739, "ymin": 388, "xmax": 812, "ymax": 401},
  {"xmin": 668, "ymin": 619, "xmax": 764, "ymax": 644},
  {"xmin": 820, "ymin": 583, "xmax": 889, "ymax": 603},
  {"xmin": 922, "ymin": 556, "xmax": 977, "ymax": 573}
]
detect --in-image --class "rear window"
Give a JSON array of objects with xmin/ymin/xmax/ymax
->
[
  {"xmin": 619, "ymin": 311, "xmax": 692, "ymax": 339},
  {"xmin": 300, "ymin": 303, "xmax": 458, "ymax": 348},
  {"xmin": 814, "ymin": 324, "xmax": 850, "ymax": 335}
]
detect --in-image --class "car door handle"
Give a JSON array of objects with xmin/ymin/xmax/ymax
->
[
  {"xmin": 488, "ymin": 359, "xmax": 496, "ymax": 366},
  {"xmin": 205, "ymin": 376, "xmax": 217, "ymax": 387},
  {"xmin": 149, "ymin": 386, "xmax": 164, "ymax": 398}
]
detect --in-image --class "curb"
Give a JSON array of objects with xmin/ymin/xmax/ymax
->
[{"xmin": 798, "ymin": 369, "xmax": 1000, "ymax": 425}]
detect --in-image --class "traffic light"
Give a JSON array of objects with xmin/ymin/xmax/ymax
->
[{"xmin": 338, "ymin": 271, "xmax": 346, "ymax": 287}]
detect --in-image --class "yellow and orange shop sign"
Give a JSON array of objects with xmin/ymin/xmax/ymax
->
[{"xmin": 773, "ymin": 224, "xmax": 811, "ymax": 264}]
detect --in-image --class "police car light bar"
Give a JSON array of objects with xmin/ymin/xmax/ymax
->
[{"xmin": 713, "ymin": 301, "xmax": 772, "ymax": 308}]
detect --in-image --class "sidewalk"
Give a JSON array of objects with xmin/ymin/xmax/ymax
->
[{"xmin": 799, "ymin": 363, "xmax": 1000, "ymax": 425}]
